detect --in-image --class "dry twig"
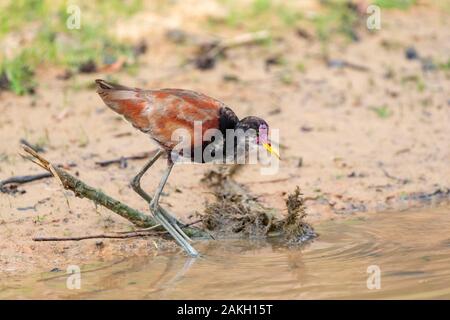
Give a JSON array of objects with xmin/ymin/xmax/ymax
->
[
  {"xmin": 194, "ymin": 31, "xmax": 270, "ymax": 69},
  {"xmin": 95, "ymin": 150, "xmax": 157, "ymax": 167},
  {"xmin": 0, "ymin": 173, "xmax": 52, "ymax": 193},
  {"xmin": 33, "ymin": 232, "xmax": 158, "ymax": 241}
]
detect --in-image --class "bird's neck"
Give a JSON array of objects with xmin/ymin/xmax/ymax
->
[{"xmin": 218, "ymin": 107, "xmax": 240, "ymax": 135}]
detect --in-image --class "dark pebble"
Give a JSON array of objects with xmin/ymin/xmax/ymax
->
[
  {"xmin": 405, "ymin": 46, "xmax": 418, "ymax": 60},
  {"xmin": 265, "ymin": 55, "xmax": 283, "ymax": 71},
  {"xmin": 268, "ymin": 108, "xmax": 281, "ymax": 115},
  {"xmin": 295, "ymin": 28, "xmax": 312, "ymax": 40},
  {"xmin": 195, "ymin": 55, "xmax": 215, "ymax": 70},
  {"xmin": 78, "ymin": 60, "xmax": 97, "ymax": 73},
  {"xmin": 301, "ymin": 126, "xmax": 314, "ymax": 132},
  {"xmin": 0, "ymin": 72, "xmax": 10, "ymax": 90},
  {"xmin": 133, "ymin": 40, "xmax": 148, "ymax": 57}
]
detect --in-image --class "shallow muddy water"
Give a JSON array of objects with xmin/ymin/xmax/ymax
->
[{"xmin": 2, "ymin": 206, "xmax": 450, "ymax": 299}]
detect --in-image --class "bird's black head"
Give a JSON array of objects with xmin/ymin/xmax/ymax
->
[
  {"xmin": 235, "ymin": 116, "xmax": 269, "ymax": 134},
  {"xmin": 236, "ymin": 116, "xmax": 280, "ymax": 159},
  {"xmin": 217, "ymin": 107, "xmax": 280, "ymax": 159}
]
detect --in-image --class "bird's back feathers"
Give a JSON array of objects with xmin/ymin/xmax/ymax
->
[{"xmin": 95, "ymin": 79, "xmax": 236, "ymax": 151}]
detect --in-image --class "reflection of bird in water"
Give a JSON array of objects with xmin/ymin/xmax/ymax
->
[{"xmin": 95, "ymin": 79, "xmax": 280, "ymax": 256}]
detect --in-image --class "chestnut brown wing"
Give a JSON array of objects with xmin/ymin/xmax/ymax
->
[{"xmin": 145, "ymin": 89, "xmax": 224, "ymax": 150}]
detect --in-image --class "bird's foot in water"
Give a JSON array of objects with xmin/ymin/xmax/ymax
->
[{"xmin": 149, "ymin": 202, "xmax": 193, "ymax": 243}]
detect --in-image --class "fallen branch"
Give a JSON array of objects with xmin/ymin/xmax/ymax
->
[{"xmin": 21, "ymin": 145, "xmax": 207, "ymax": 238}]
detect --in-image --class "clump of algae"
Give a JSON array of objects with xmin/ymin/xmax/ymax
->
[{"xmin": 200, "ymin": 166, "xmax": 316, "ymax": 243}]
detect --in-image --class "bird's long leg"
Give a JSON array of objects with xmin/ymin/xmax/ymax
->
[
  {"xmin": 131, "ymin": 150, "xmax": 198, "ymax": 257},
  {"xmin": 149, "ymin": 161, "xmax": 198, "ymax": 256},
  {"xmin": 131, "ymin": 149, "xmax": 183, "ymax": 226},
  {"xmin": 131, "ymin": 149, "xmax": 163, "ymax": 200},
  {"xmin": 150, "ymin": 162, "xmax": 194, "ymax": 244},
  {"xmin": 149, "ymin": 162, "xmax": 173, "ymax": 212}
]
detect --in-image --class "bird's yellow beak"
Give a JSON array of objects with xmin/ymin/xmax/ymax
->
[{"xmin": 262, "ymin": 142, "xmax": 280, "ymax": 159}]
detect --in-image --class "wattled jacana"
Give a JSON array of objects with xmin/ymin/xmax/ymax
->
[{"xmin": 95, "ymin": 79, "xmax": 279, "ymax": 256}]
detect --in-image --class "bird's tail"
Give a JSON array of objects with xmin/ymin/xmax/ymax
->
[
  {"xmin": 95, "ymin": 79, "xmax": 135, "ymax": 91},
  {"xmin": 95, "ymin": 79, "xmax": 151, "ymax": 131}
]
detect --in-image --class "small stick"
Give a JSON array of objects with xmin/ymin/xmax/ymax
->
[
  {"xmin": 380, "ymin": 167, "xmax": 409, "ymax": 184},
  {"xmin": 0, "ymin": 162, "xmax": 77, "ymax": 193},
  {"xmin": 209, "ymin": 31, "xmax": 269, "ymax": 58},
  {"xmin": 218, "ymin": 30, "xmax": 270, "ymax": 51},
  {"xmin": 245, "ymin": 174, "xmax": 300, "ymax": 185},
  {"xmin": 378, "ymin": 162, "xmax": 409, "ymax": 184},
  {"xmin": 183, "ymin": 219, "xmax": 203, "ymax": 227},
  {"xmin": 194, "ymin": 31, "xmax": 270, "ymax": 67},
  {"xmin": 327, "ymin": 59, "xmax": 369, "ymax": 72},
  {"xmin": 95, "ymin": 150, "xmax": 157, "ymax": 167},
  {"xmin": 0, "ymin": 172, "xmax": 52, "ymax": 190},
  {"xmin": 33, "ymin": 232, "xmax": 157, "ymax": 241},
  {"xmin": 19, "ymin": 139, "xmax": 45, "ymax": 153}
]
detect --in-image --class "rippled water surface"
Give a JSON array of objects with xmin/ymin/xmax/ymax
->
[{"xmin": 2, "ymin": 207, "xmax": 450, "ymax": 299}]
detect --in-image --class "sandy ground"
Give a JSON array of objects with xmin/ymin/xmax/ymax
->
[{"xmin": 1, "ymin": 4, "xmax": 449, "ymax": 276}]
